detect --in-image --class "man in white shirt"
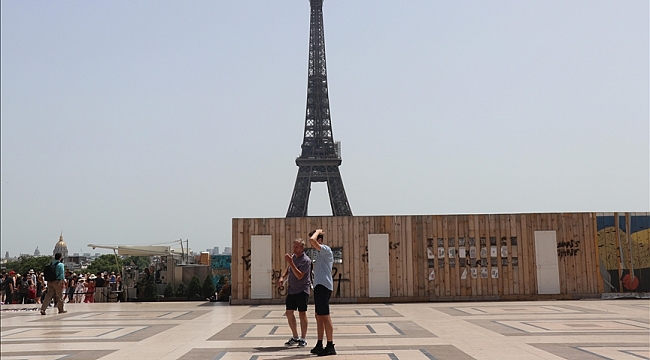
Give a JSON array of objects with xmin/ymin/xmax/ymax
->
[{"xmin": 308, "ymin": 229, "xmax": 336, "ymax": 356}]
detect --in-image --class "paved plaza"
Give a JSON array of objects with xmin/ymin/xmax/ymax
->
[{"xmin": 0, "ymin": 299, "xmax": 648, "ymax": 359}]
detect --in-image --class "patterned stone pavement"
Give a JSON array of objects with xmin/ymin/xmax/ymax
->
[{"xmin": 0, "ymin": 299, "xmax": 647, "ymax": 359}]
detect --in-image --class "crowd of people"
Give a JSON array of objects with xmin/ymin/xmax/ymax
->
[{"xmin": 0, "ymin": 268, "xmax": 122, "ymax": 305}]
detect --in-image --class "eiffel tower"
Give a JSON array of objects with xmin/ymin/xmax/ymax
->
[{"xmin": 286, "ymin": 0, "xmax": 352, "ymax": 218}]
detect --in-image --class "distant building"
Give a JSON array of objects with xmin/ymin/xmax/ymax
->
[
  {"xmin": 213, "ymin": 247, "xmax": 220, "ymax": 255},
  {"xmin": 53, "ymin": 232, "xmax": 69, "ymax": 259},
  {"xmin": 66, "ymin": 253, "xmax": 93, "ymax": 272},
  {"xmin": 34, "ymin": 247, "xmax": 41, "ymax": 257},
  {"xmin": 5, "ymin": 251, "xmax": 9, "ymax": 260},
  {"xmin": 223, "ymin": 247, "xmax": 231, "ymax": 255}
]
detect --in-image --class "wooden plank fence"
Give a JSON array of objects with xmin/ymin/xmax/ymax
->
[{"xmin": 232, "ymin": 213, "xmax": 602, "ymax": 303}]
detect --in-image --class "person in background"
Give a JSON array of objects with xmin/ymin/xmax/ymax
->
[
  {"xmin": 41, "ymin": 281, "xmax": 48, "ymax": 304},
  {"xmin": 7, "ymin": 271, "xmax": 17, "ymax": 304},
  {"xmin": 67, "ymin": 275, "xmax": 77, "ymax": 303},
  {"xmin": 95, "ymin": 272, "xmax": 105, "ymax": 288},
  {"xmin": 63, "ymin": 270, "xmax": 72, "ymax": 303},
  {"xmin": 74, "ymin": 277, "xmax": 86, "ymax": 303},
  {"xmin": 18, "ymin": 273, "xmax": 29, "ymax": 304},
  {"xmin": 40, "ymin": 253, "xmax": 67, "ymax": 315},
  {"xmin": 29, "ymin": 269, "xmax": 36, "ymax": 285},
  {"xmin": 143, "ymin": 268, "xmax": 152, "ymax": 282},
  {"xmin": 84, "ymin": 274, "xmax": 96, "ymax": 303},
  {"xmin": 27, "ymin": 280, "xmax": 37, "ymax": 304},
  {"xmin": 36, "ymin": 274, "xmax": 44, "ymax": 304},
  {"xmin": 0, "ymin": 271, "xmax": 5, "ymax": 304},
  {"xmin": 116, "ymin": 273, "xmax": 123, "ymax": 302},
  {"xmin": 110, "ymin": 272, "xmax": 117, "ymax": 291}
]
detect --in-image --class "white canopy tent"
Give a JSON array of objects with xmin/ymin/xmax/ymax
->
[{"xmin": 87, "ymin": 243, "xmax": 192, "ymax": 296}]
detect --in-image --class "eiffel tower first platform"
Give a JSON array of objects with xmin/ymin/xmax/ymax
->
[{"xmin": 286, "ymin": 0, "xmax": 352, "ymax": 218}]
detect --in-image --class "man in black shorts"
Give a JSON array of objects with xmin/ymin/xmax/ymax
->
[
  {"xmin": 278, "ymin": 238, "xmax": 312, "ymax": 348},
  {"xmin": 309, "ymin": 229, "xmax": 336, "ymax": 356}
]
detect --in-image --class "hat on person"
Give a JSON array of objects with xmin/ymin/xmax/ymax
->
[
  {"xmin": 9, "ymin": 270, "xmax": 15, "ymax": 275},
  {"xmin": 89, "ymin": 274, "xmax": 97, "ymax": 280},
  {"xmin": 29, "ymin": 269, "xmax": 34, "ymax": 274}
]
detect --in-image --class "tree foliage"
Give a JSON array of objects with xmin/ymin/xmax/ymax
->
[
  {"xmin": 3, "ymin": 255, "xmax": 53, "ymax": 276},
  {"xmin": 202, "ymin": 274, "xmax": 216, "ymax": 299},
  {"xmin": 164, "ymin": 282, "xmax": 176, "ymax": 298},
  {"xmin": 86, "ymin": 254, "xmax": 121, "ymax": 274},
  {"xmin": 86, "ymin": 255, "xmax": 150, "ymax": 275},
  {"xmin": 187, "ymin": 275, "xmax": 202, "ymax": 298},
  {"xmin": 139, "ymin": 276, "xmax": 158, "ymax": 301},
  {"xmin": 123, "ymin": 256, "xmax": 150, "ymax": 271},
  {"xmin": 176, "ymin": 282, "xmax": 187, "ymax": 298}
]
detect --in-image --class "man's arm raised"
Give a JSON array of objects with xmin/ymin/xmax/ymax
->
[{"xmin": 309, "ymin": 229, "xmax": 323, "ymax": 251}]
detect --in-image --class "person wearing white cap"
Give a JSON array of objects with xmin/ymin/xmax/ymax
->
[
  {"xmin": 84, "ymin": 274, "xmax": 96, "ymax": 303},
  {"xmin": 29, "ymin": 269, "xmax": 36, "ymax": 285},
  {"xmin": 74, "ymin": 277, "xmax": 85, "ymax": 303}
]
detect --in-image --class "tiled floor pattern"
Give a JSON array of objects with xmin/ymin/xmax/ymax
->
[{"xmin": 0, "ymin": 300, "xmax": 648, "ymax": 359}]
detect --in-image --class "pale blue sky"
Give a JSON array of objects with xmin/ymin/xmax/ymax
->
[{"xmin": 2, "ymin": 1, "xmax": 648, "ymax": 257}]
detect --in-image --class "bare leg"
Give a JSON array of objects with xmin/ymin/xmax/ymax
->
[
  {"xmin": 316, "ymin": 314, "xmax": 324, "ymax": 341},
  {"xmin": 298, "ymin": 311, "xmax": 308, "ymax": 339},
  {"xmin": 323, "ymin": 314, "xmax": 333, "ymax": 342},
  {"xmin": 286, "ymin": 310, "xmax": 298, "ymax": 338}
]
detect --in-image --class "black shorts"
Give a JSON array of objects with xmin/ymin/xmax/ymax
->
[
  {"xmin": 313, "ymin": 285, "xmax": 332, "ymax": 316},
  {"xmin": 285, "ymin": 291, "xmax": 309, "ymax": 312}
]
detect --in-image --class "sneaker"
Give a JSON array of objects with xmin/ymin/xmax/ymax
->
[
  {"xmin": 40, "ymin": 310, "xmax": 46, "ymax": 315},
  {"xmin": 317, "ymin": 345, "xmax": 336, "ymax": 356},
  {"xmin": 297, "ymin": 339, "xmax": 307, "ymax": 348},
  {"xmin": 284, "ymin": 337, "xmax": 299, "ymax": 346},
  {"xmin": 58, "ymin": 310, "xmax": 67, "ymax": 314},
  {"xmin": 310, "ymin": 343, "xmax": 323, "ymax": 354}
]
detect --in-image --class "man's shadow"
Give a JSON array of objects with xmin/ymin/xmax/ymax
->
[{"xmin": 252, "ymin": 347, "xmax": 313, "ymax": 359}]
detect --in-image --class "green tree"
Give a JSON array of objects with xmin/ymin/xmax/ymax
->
[
  {"xmin": 123, "ymin": 256, "xmax": 150, "ymax": 271},
  {"xmin": 187, "ymin": 275, "xmax": 202, "ymax": 299},
  {"xmin": 86, "ymin": 254, "xmax": 121, "ymax": 274},
  {"xmin": 4, "ymin": 255, "xmax": 53, "ymax": 276},
  {"xmin": 176, "ymin": 282, "xmax": 187, "ymax": 298},
  {"xmin": 141, "ymin": 277, "xmax": 158, "ymax": 301},
  {"xmin": 163, "ymin": 282, "xmax": 176, "ymax": 298},
  {"xmin": 202, "ymin": 274, "xmax": 216, "ymax": 299}
]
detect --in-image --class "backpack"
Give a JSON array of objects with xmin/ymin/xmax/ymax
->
[{"xmin": 43, "ymin": 262, "xmax": 58, "ymax": 282}]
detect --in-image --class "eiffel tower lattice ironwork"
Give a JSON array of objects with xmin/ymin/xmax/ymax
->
[{"xmin": 286, "ymin": 0, "xmax": 352, "ymax": 218}]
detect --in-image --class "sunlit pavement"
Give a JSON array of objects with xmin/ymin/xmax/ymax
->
[{"xmin": 1, "ymin": 299, "xmax": 648, "ymax": 359}]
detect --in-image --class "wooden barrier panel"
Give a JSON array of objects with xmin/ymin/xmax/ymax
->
[{"xmin": 231, "ymin": 213, "xmax": 602, "ymax": 302}]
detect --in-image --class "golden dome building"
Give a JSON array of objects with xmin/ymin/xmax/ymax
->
[{"xmin": 54, "ymin": 232, "xmax": 69, "ymax": 259}]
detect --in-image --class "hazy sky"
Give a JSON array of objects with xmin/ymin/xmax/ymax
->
[{"xmin": 2, "ymin": 1, "xmax": 648, "ymax": 257}]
